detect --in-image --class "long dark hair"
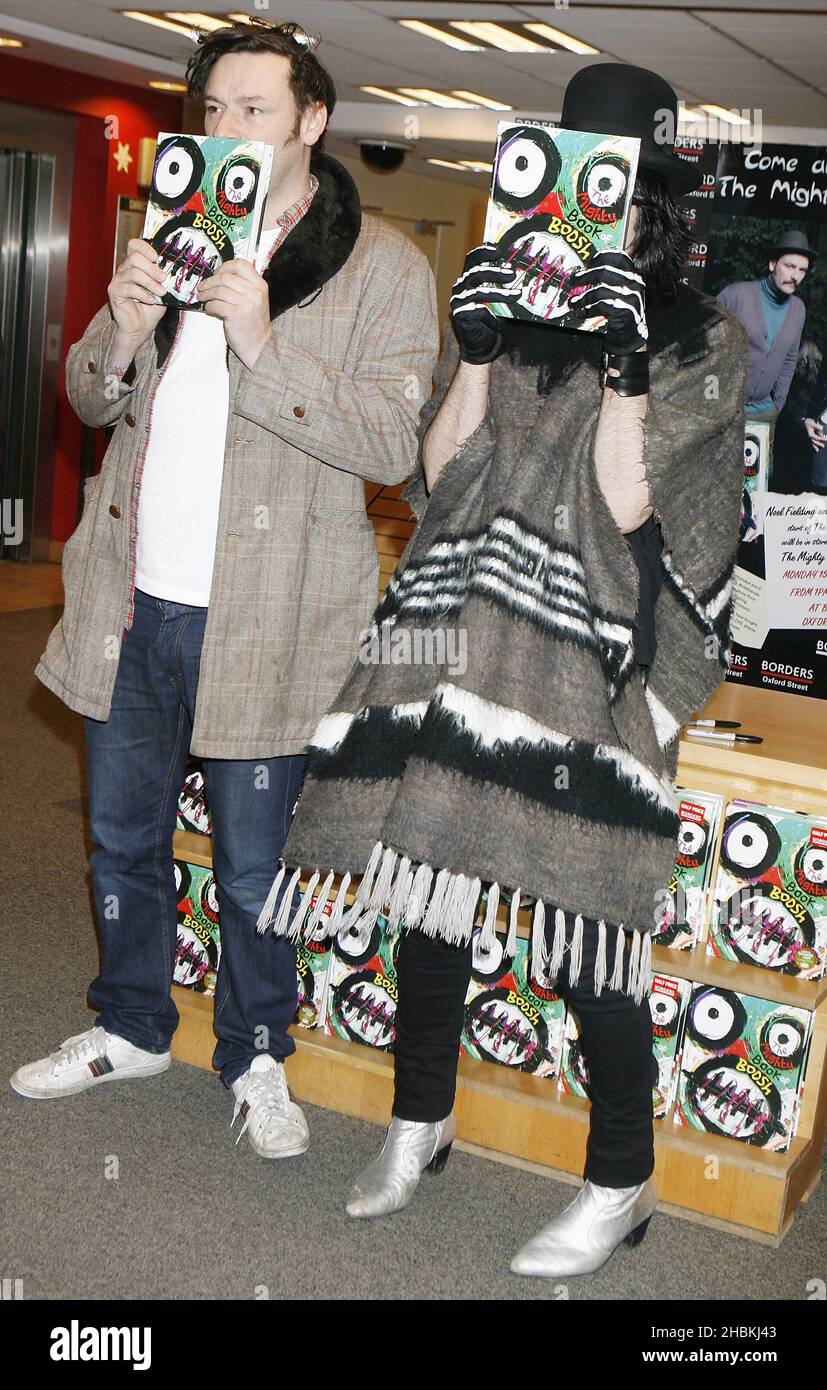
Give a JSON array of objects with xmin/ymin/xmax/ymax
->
[{"xmin": 630, "ymin": 169, "xmax": 693, "ymax": 304}]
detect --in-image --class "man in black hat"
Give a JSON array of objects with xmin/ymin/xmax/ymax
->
[{"xmin": 717, "ymin": 228, "xmax": 816, "ymax": 420}]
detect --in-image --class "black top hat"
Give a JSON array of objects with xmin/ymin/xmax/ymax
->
[
  {"xmin": 770, "ymin": 228, "xmax": 818, "ymax": 264},
  {"xmin": 561, "ymin": 62, "xmax": 702, "ymax": 195}
]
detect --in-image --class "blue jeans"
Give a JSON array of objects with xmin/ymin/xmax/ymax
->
[{"xmin": 84, "ymin": 588, "xmax": 305, "ymax": 1086}]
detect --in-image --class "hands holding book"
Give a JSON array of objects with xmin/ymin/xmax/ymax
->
[
  {"xmin": 570, "ymin": 250, "xmax": 648, "ymax": 353},
  {"xmin": 450, "ymin": 244, "xmax": 520, "ymax": 365},
  {"xmin": 108, "ymin": 238, "xmax": 168, "ymax": 368},
  {"xmin": 196, "ymin": 260, "xmax": 272, "ymax": 370}
]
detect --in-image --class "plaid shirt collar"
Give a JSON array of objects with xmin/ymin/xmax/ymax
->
[{"xmin": 261, "ymin": 172, "xmax": 319, "ymax": 264}]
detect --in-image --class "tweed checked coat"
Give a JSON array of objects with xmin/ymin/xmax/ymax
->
[{"xmin": 36, "ymin": 155, "xmax": 439, "ymax": 757}]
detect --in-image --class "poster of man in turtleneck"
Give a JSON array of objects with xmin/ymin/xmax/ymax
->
[
  {"xmin": 701, "ymin": 142, "xmax": 826, "ymax": 698},
  {"xmin": 716, "ymin": 229, "xmax": 814, "ymax": 424}
]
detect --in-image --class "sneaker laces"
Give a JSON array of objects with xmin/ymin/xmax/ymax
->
[
  {"xmin": 230, "ymin": 1064, "xmax": 292, "ymax": 1146},
  {"xmin": 53, "ymin": 1027, "xmax": 106, "ymax": 1074}
]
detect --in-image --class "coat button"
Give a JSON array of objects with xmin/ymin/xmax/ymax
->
[
  {"xmin": 125, "ymin": 413, "xmax": 136, "ymax": 428},
  {"xmin": 87, "ymin": 360, "xmax": 97, "ymax": 373},
  {"xmin": 109, "ymin": 504, "xmax": 121, "ymax": 519},
  {"xmin": 292, "ymin": 404, "xmax": 305, "ymax": 419}
]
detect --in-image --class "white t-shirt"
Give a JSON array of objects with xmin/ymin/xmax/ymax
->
[{"xmin": 134, "ymin": 227, "xmax": 281, "ymax": 606}]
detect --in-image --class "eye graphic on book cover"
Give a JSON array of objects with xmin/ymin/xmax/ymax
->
[
  {"xmin": 333, "ymin": 918, "xmax": 382, "ymax": 966},
  {"xmin": 493, "ymin": 126, "xmax": 562, "ymax": 212},
  {"xmin": 496, "ymin": 215, "xmax": 587, "ymax": 321},
  {"xmin": 216, "ymin": 155, "xmax": 260, "ymax": 219},
  {"xmin": 794, "ymin": 843, "xmax": 827, "ymax": 896},
  {"xmin": 465, "ymin": 987, "xmax": 548, "ymax": 1071},
  {"xmin": 676, "ymin": 816, "xmax": 709, "ymax": 869},
  {"xmin": 687, "ymin": 987, "xmax": 746, "ymax": 1050},
  {"xmin": 470, "ymin": 928, "xmax": 514, "ymax": 983},
  {"xmin": 759, "ymin": 1014, "xmax": 806, "ymax": 1068},
  {"xmin": 152, "ymin": 136, "xmax": 206, "ymax": 210},
  {"xmin": 720, "ymin": 810, "xmax": 781, "ymax": 878},
  {"xmin": 743, "ymin": 434, "xmax": 761, "ymax": 477},
  {"xmin": 650, "ymin": 991, "xmax": 680, "ymax": 1037},
  {"xmin": 575, "ymin": 152, "xmax": 631, "ymax": 223},
  {"xmin": 721, "ymin": 885, "xmax": 815, "ymax": 972},
  {"xmin": 174, "ymin": 860, "xmax": 191, "ymax": 905},
  {"xmin": 685, "ymin": 1056, "xmax": 782, "ymax": 1144},
  {"xmin": 333, "ymin": 971, "xmax": 396, "ymax": 1050}
]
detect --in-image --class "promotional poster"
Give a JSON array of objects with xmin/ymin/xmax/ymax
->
[
  {"xmin": 701, "ymin": 141, "xmax": 827, "ymax": 698},
  {"xmin": 483, "ymin": 122, "xmax": 640, "ymax": 330}
]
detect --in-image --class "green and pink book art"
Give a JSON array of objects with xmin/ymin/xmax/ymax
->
[
  {"xmin": 142, "ymin": 133, "xmax": 273, "ymax": 309},
  {"xmin": 483, "ymin": 121, "xmax": 640, "ymax": 331}
]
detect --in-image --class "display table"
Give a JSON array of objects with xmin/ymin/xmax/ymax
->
[{"xmin": 170, "ymin": 682, "xmax": 827, "ymax": 1245}]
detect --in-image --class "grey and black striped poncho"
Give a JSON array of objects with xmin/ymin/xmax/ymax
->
[{"xmin": 259, "ymin": 283, "xmax": 748, "ymax": 1001}]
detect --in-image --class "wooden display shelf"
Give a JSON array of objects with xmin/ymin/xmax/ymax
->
[
  {"xmin": 170, "ymin": 681, "xmax": 827, "ymax": 1244},
  {"xmin": 677, "ymin": 683, "xmax": 827, "ymax": 808},
  {"xmin": 171, "ymin": 984, "xmax": 826, "ymax": 1246}
]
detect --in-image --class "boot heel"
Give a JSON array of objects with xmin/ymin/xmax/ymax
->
[
  {"xmin": 624, "ymin": 1214, "xmax": 652, "ymax": 1249},
  {"xmin": 425, "ymin": 1142, "xmax": 453, "ymax": 1176}
]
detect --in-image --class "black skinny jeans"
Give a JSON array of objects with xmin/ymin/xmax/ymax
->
[{"xmin": 393, "ymin": 915, "xmax": 655, "ymax": 1188}]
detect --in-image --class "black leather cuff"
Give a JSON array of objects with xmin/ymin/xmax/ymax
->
[{"xmin": 600, "ymin": 351, "xmax": 649, "ymax": 397}]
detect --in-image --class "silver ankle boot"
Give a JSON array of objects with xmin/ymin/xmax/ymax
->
[
  {"xmin": 510, "ymin": 1177, "xmax": 657, "ymax": 1277},
  {"xmin": 346, "ymin": 1114, "xmax": 456, "ymax": 1219}
]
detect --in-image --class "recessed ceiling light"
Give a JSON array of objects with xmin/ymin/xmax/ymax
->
[
  {"xmin": 398, "ymin": 89, "xmax": 477, "ymax": 108},
  {"xmin": 149, "ymin": 79, "xmax": 188, "ymax": 91},
  {"xmin": 0, "ymin": 36, "xmax": 24, "ymax": 47},
  {"xmin": 398, "ymin": 20, "xmax": 482, "ymax": 51},
  {"xmin": 523, "ymin": 23, "xmax": 599, "ymax": 56},
  {"xmin": 449, "ymin": 22, "xmax": 547, "ymax": 53},
  {"xmin": 121, "ymin": 12, "xmax": 196, "ymax": 38},
  {"xmin": 165, "ymin": 12, "xmax": 232, "ymax": 31},
  {"xmin": 700, "ymin": 103, "xmax": 749, "ymax": 125},
  {"xmin": 360, "ymin": 86, "xmax": 423, "ymax": 106},
  {"xmin": 451, "ymin": 91, "xmax": 512, "ymax": 112}
]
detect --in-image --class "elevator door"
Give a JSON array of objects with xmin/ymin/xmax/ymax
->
[{"xmin": 0, "ymin": 148, "xmax": 55, "ymax": 561}]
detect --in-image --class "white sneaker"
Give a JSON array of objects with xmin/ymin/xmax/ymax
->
[
  {"xmin": 230, "ymin": 1055, "xmax": 310, "ymax": 1159},
  {"xmin": 9, "ymin": 1025, "xmax": 171, "ymax": 1100}
]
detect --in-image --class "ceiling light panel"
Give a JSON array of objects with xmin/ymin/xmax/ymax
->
[
  {"xmin": 448, "ymin": 22, "xmax": 550, "ymax": 53},
  {"xmin": 523, "ymin": 23, "xmax": 599, "ymax": 56},
  {"xmin": 398, "ymin": 20, "xmax": 482, "ymax": 52}
]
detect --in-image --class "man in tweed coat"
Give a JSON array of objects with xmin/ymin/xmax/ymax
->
[{"xmin": 11, "ymin": 21, "xmax": 438, "ymax": 1159}]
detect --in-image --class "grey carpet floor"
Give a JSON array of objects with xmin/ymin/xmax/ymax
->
[{"xmin": 1, "ymin": 604, "xmax": 825, "ymax": 1301}]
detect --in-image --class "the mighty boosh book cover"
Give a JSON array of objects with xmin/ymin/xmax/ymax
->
[
  {"xmin": 707, "ymin": 800, "xmax": 827, "ymax": 979},
  {"xmin": 482, "ymin": 121, "xmax": 640, "ymax": 330},
  {"xmin": 142, "ymin": 133, "xmax": 273, "ymax": 309},
  {"xmin": 674, "ymin": 985, "xmax": 812, "ymax": 1150}
]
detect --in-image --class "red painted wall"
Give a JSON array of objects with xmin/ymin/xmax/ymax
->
[{"xmin": 0, "ymin": 54, "xmax": 184, "ymax": 541}]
